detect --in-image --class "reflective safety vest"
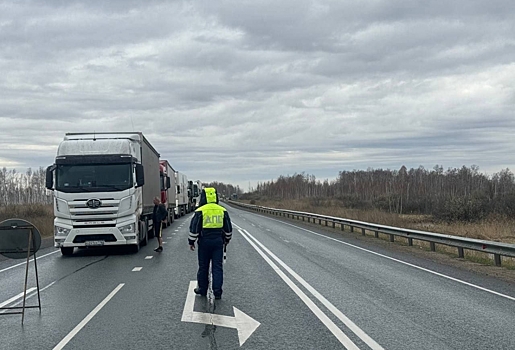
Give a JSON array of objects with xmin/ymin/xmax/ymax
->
[{"xmin": 197, "ymin": 203, "xmax": 226, "ymax": 229}]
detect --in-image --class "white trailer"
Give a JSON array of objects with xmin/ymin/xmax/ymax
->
[
  {"xmin": 175, "ymin": 171, "xmax": 189, "ymax": 217},
  {"xmin": 46, "ymin": 132, "xmax": 160, "ymax": 255}
]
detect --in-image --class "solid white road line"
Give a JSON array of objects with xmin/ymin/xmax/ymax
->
[
  {"xmin": 242, "ymin": 228, "xmax": 385, "ymax": 350},
  {"xmin": 238, "ymin": 228, "xmax": 360, "ymax": 350},
  {"xmin": 53, "ymin": 283, "xmax": 124, "ymax": 350},
  {"xmin": 260, "ymin": 217, "xmax": 515, "ymax": 302},
  {"xmin": 0, "ymin": 282, "xmax": 56, "ymax": 313},
  {"xmin": 0, "ymin": 250, "xmax": 60, "ymax": 273},
  {"xmin": 0, "ymin": 288, "xmax": 37, "ymax": 308}
]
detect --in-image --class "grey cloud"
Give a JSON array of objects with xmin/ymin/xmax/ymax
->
[{"xmin": 1, "ymin": 0, "xmax": 514, "ymax": 190}]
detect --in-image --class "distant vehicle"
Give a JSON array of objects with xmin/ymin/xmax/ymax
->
[
  {"xmin": 45, "ymin": 132, "xmax": 161, "ymax": 255},
  {"xmin": 175, "ymin": 171, "xmax": 189, "ymax": 217},
  {"xmin": 188, "ymin": 180, "xmax": 203, "ymax": 209},
  {"xmin": 159, "ymin": 160, "xmax": 176, "ymax": 227}
]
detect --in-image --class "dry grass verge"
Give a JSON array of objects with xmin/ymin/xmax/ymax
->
[
  {"xmin": 246, "ymin": 198, "xmax": 515, "ymax": 269},
  {"xmin": 0, "ymin": 204, "xmax": 54, "ymax": 238}
]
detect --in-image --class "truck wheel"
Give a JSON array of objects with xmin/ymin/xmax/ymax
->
[
  {"xmin": 61, "ymin": 247, "xmax": 73, "ymax": 256},
  {"xmin": 140, "ymin": 221, "xmax": 148, "ymax": 247}
]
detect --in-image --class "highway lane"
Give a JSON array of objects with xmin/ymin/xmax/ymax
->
[
  {"xmin": 0, "ymin": 206, "xmax": 514, "ymax": 349},
  {"xmin": 229, "ymin": 205, "xmax": 515, "ymax": 350}
]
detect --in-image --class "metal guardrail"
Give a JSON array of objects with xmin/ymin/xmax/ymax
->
[{"xmin": 228, "ymin": 201, "xmax": 515, "ymax": 267}]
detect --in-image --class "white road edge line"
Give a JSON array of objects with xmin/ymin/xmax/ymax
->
[
  {"xmin": 0, "ymin": 288, "xmax": 37, "ymax": 308},
  {"xmin": 53, "ymin": 283, "xmax": 125, "ymax": 350},
  {"xmin": 242, "ymin": 228, "xmax": 385, "ymax": 350},
  {"xmin": 238, "ymin": 229, "xmax": 360, "ymax": 350},
  {"xmin": 0, "ymin": 250, "xmax": 60, "ymax": 273},
  {"xmin": 240, "ymin": 215, "xmax": 515, "ymax": 302},
  {"xmin": 0, "ymin": 282, "xmax": 56, "ymax": 313}
]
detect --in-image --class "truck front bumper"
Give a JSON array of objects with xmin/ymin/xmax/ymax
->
[{"xmin": 55, "ymin": 226, "xmax": 138, "ymax": 248}]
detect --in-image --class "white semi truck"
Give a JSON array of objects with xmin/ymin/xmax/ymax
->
[
  {"xmin": 175, "ymin": 171, "xmax": 189, "ymax": 217},
  {"xmin": 45, "ymin": 132, "xmax": 160, "ymax": 255}
]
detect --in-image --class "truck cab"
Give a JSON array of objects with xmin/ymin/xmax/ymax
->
[{"xmin": 46, "ymin": 133, "xmax": 160, "ymax": 255}]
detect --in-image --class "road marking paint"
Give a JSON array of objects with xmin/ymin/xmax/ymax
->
[
  {"xmin": 0, "ymin": 288, "xmax": 37, "ymax": 308},
  {"xmin": 181, "ymin": 281, "xmax": 260, "ymax": 346},
  {"xmin": 239, "ymin": 216, "xmax": 515, "ymax": 302},
  {"xmin": 145, "ymin": 256, "xmax": 153, "ymax": 260},
  {"xmin": 52, "ymin": 284, "xmax": 124, "ymax": 350},
  {"xmin": 242, "ymin": 229, "xmax": 385, "ymax": 350},
  {"xmin": 0, "ymin": 250, "xmax": 60, "ymax": 273},
  {"xmin": 0, "ymin": 282, "xmax": 56, "ymax": 313},
  {"xmin": 132, "ymin": 267, "xmax": 143, "ymax": 272},
  {"xmin": 238, "ymin": 229, "xmax": 360, "ymax": 350}
]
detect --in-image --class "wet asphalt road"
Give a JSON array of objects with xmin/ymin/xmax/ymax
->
[{"xmin": 1, "ymin": 204, "xmax": 515, "ymax": 350}]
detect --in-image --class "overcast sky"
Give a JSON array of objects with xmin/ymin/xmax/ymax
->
[{"xmin": 1, "ymin": 1, "xmax": 514, "ymax": 190}]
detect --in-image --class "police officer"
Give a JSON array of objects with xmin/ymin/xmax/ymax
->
[{"xmin": 189, "ymin": 187, "xmax": 232, "ymax": 299}]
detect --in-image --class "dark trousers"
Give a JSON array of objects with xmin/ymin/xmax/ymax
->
[
  {"xmin": 197, "ymin": 237, "xmax": 224, "ymax": 297},
  {"xmin": 153, "ymin": 221, "xmax": 162, "ymax": 239}
]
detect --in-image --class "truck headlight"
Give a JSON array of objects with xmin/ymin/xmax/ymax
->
[
  {"xmin": 119, "ymin": 223, "xmax": 136, "ymax": 234},
  {"xmin": 55, "ymin": 226, "xmax": 71, "ymax": 236}
]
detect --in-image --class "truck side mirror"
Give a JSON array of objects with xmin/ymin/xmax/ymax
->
[
  {"xmin": 136, "ymin": 164, "xmax": 145, "ymax": 187},
  {"xmin": 166, "ymin": 176, "xmax": 171, "ymax": 189},
  {"xmin": 45, "ymin": 165, "xmax": 55, "ymax": 190}
]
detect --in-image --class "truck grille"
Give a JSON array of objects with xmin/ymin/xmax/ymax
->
[
  {"xmin": 73, "ymin": 234, "xmax": 117, "ymax": 243},
  {"xmin": 73, "ymin": 224, "xmax": 117, "ymax": 229}
]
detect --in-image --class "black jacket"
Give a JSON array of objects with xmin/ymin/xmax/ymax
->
[{"xmin": 153, "ymin": 203, "xmax": 167, "ymax": 223}]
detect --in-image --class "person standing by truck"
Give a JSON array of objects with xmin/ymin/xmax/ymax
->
[
  {"xmin": 188, "ymin": 187, "xmax": 232, "ymax": 299},
  {"xmin": 153, "ymin": 197, "xmax": 167, "ymax": 252}
]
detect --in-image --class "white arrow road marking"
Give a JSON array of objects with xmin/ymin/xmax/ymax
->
[
  {"xmin": 53, "ymin": 283, "xmax": 124, "ymax": 350},
  {"xmin": 181, "ymin": 281, "xmax": 260, "ymax": 346},
  {"xmin": 0, "ymin": 288, "xmax": 37, "ymax": 308}
]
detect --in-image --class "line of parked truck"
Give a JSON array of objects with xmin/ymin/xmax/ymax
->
[{"xmin": 45, "ymin": 132, "xmax": 203, "ymax": 255}]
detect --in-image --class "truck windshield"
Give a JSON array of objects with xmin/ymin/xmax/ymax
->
[{"xmin": 56, "ymin": 163, "xmax": 133, "ymax": 192}]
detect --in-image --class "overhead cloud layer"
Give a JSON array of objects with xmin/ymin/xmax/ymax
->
[{"xmin": 1, "ymin": 0, "xmax": 514, "ymax": 189}]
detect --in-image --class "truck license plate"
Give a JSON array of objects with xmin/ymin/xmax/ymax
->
[{"xmin": 85, "ymin": 240, "xmax": 105, "ymax": 246}]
